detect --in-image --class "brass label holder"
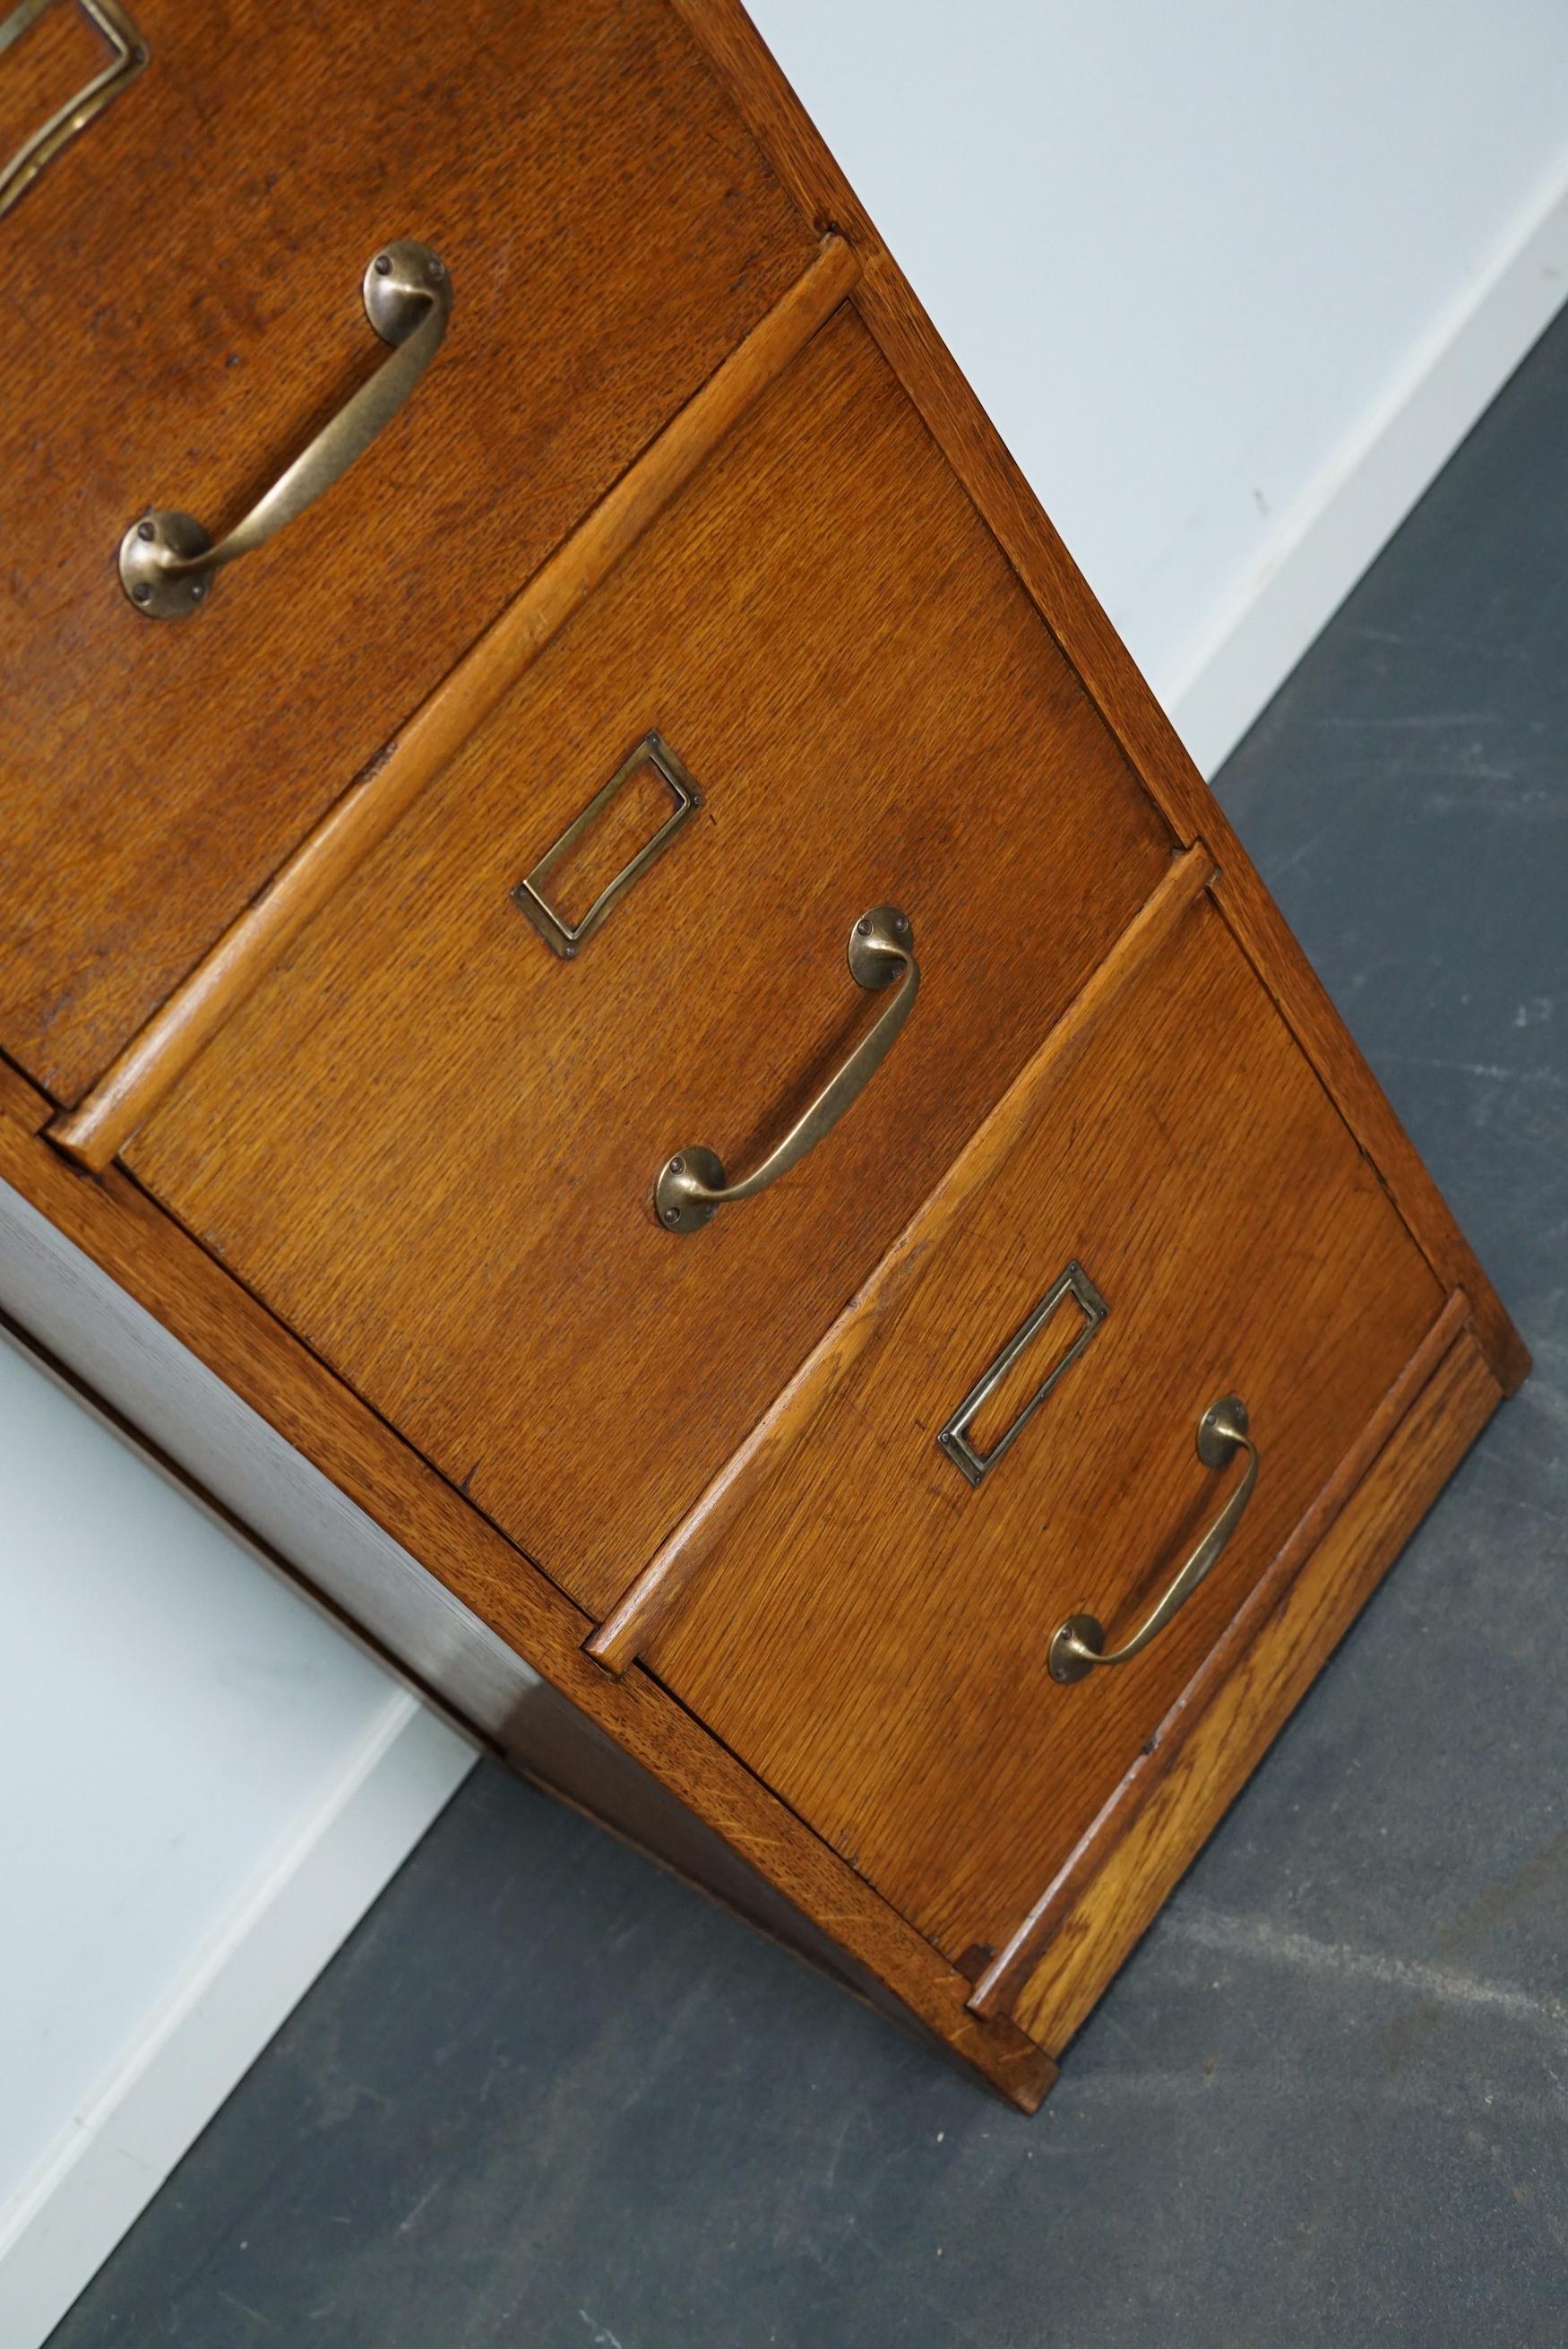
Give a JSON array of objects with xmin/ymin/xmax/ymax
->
[
  {"xmin": 513, "ymin": 730, "xmax": 702, "ymax": 961},
  {"xmin": 937, "ymin": 1259, "xmax": 1107, "ymax": 1487},
  {"xmin": 0, "ymin": 0, "xmax": 149, "ymax": 220}
]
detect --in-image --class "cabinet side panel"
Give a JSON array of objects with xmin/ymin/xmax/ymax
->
[
  {"xmin": 0, "ymin": 1090, "xmax": 1056, "ymax": 2108},
  {"xmin": 0, "ymin": 1166, "xmax": 538, "ymax": 1740}
]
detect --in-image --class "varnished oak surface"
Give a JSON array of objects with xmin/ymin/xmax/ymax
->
[
  {"xmin": 126, "ymin": 308, "xmax": 1174, "ymax": 1615},
  {"xmin": 0, "ymin": 1058, "xmax": 1051, "ymax": 2109},
  {"xmin": 589, "ymin": 844, "xmax": 1215, "ymax": 1672},
  {"xmin": 646, "ymin": 894, "xmax": 1444, "ymax": 1965},
  {"xmin": 501, "ymin": 1679, "xmax": 1055, "ymax": 2100},
  {"xmin": 51, "ymin": 237, "xmax": 860, "ymax": 1174},
  {"xmin": 969, "ymin": 1288, "xmax": 1472, "ymax": 2017},
  {"xmin": 1, "ymin": 0, "xmax": 1529, "ymax": 2108},
  {"xmin": 675, "ymin": 0, "xmax": 1529, "ymax": 1405},
  {"xmin": 1009, "ymin": 1326, "xmax": 1502, "ymax": 2051},
  {"xmin": 3, "ymin": 0, "xmax": 812, "ymax": 1102}
]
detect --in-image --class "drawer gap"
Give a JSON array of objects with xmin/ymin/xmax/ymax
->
[{"xmin": 48, "ymin": 235, "xmax": 859, "ymax": 1170}]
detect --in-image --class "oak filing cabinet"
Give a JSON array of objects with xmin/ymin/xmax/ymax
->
[{"xmin": 0, "ymin": 0, "xmax": 1527, "ymax": 2107}]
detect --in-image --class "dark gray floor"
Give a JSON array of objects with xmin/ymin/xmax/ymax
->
[{"xmin": 53, "ymin": 313, "xmax": 1568, "ymax": 2349}]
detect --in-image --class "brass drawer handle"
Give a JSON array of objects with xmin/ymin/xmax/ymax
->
[
  {"xmin": 655, "ymin": 903, "xmax": 918, "ymax": 1234},
  {"xmin": 1048, "ymin": 1395, "xmax": 1259, "ymax": 1682},
  {"xmin": 117, "ymin": 239, "xmax": 452, "ymax": 618}
]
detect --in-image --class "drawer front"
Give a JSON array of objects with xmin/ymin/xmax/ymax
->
[
  {"xmin": 642, "ymin": 893, "xmax": 1445, "ymax": 1967},
  {"xmin": 1, "ymin": 0, "xmax": 813, "ymax": 1100},
  {"xmin": 125, "ymin": 307, "xmax": 1176, "ymax": 1615}
]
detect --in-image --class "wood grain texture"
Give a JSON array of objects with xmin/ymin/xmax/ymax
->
[
  {"xmin": 0, "ymin": 1078, "xmax": 1052, "ymax": 2111},
  {"xmin": 503, "ymin": 1678, "xmax": 1056, "ymax": 2104},
  {"xmin": 49, "ymin": 235, "xmax": 860, "ymax": 1174},
  {"xmin": 126, "ymin": 308, "xmax": 1175, "ymax": 1618},
  {"xmin": 0, "ymin": 1241, "xmax": 1050, "ymax": 2104},
  {"xmin": 968, "ymin": 1287, "xmax": 1473, "ymax": 2017},
  {"xmin": 4, "ymin": 0, "xmax": 1525, "ymax": 2104},
  {"xmin": 1215, "ymin": 858, "xmax": 1530, "ymax": 1393},
  {"xmin": 587, "ymin": 843, "xmax": 1214, "ymax": 1673},
  {"xmin": 646, "ymin": 894, "xmax": 1444, "ymax": 1965},
  {"xmin": 672, "ymin": 0, "xmax": 1529, "ymax": 1403},
  {"xmin": 0, "ymin": 1055, "xmax": 50, "ymax": 1134},
  {"xmin": 1006, "ymin": 1325, "xmax": 1503, "ymax": 2051},
  {"xmin": 672, "ymin": 0, "xmax": 1220, "ymax": 816},
  {"xmin": 3, "ymin": 0, "xmax": 814, "ymax": 1103}
]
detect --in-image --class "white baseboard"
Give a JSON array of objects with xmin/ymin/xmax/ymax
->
[
  {"xmin": 0, "ymin": 1690, "xmax": 476, "ymax": 2349},
  {"xmin": 1166, "ymin": 149, "xmax": 1568, "ymax": 779}
]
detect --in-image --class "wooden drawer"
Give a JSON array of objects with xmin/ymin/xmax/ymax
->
[
  {"xmin": 123, "ymin": 307, "xmax": 1176, "ymax": 1616},
  {"xmin": 639, "ymin": 889, "xmax": 1446, "ymax": 1972},
  {"xmin": 0, "ymin": 0, "xmax": 1525, "ymax": 2114},
  {"xmin": 1, "ymin": 0, "xmax": 814, "ymax": 1101}
]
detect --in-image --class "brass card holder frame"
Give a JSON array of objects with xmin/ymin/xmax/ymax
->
[
  {"xmin": 513, "ymin": 730, "xmax": 702, "ymax": 961},
  {"xmin": 0, "ymin": 0, "xmax": 149, "ymax": 220},
  {"xmin": 937, "ymin": 1259, "xmax": 1107, "ymax": 1487}
]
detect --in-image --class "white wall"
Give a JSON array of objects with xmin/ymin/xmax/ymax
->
[
  {"xmin": 750, "ymin": 0, "xmax": 1568, "ymax": 770},
  {"xmin": 0, "ymin": 1329, "xmax": 473, "ymax": 2345},
  {"xmin": 6, "ymin": 5, "xmax": 1568, "ymax": 2339},
  {"xmin": 0, "ymin": 1331, "xmax": 393, "ymax": 2195}
]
